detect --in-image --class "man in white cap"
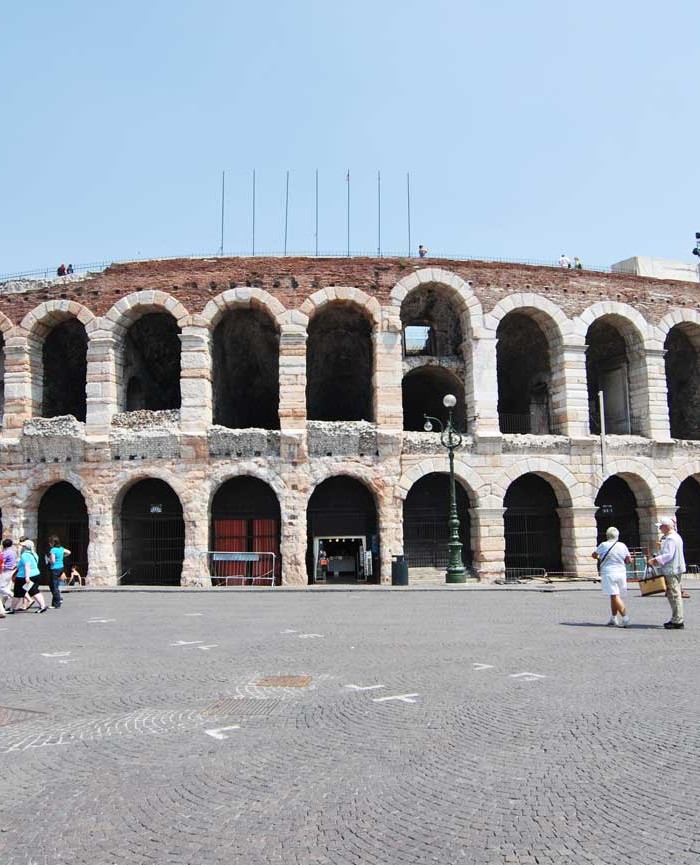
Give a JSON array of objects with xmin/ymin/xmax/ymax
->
[{"xmin": 648, "ymin": 516, "xmax": 686, "ymax": 629}]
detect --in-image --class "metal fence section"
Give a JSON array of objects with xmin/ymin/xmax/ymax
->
[
  {"xmin": 202, "ymin": 550, "xmax": 276, "ymax": 587},
  {"xmin": 0, "ymin": 250, "xmax": 614, "ymax": 285}
]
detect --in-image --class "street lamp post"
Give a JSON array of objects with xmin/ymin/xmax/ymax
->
[{"xmin": 424, "ymin": 393, "xmax": 467, "ymax": 584}]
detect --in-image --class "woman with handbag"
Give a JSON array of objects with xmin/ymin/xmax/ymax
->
[{"xmin": 592, "ymin": 526, "xmax": 633, "ymax": 627}]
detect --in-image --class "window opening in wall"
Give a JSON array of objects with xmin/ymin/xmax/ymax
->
[
  {"xmin": 42, "ymin": 318, "xmax": 88, "ymax": 421},
  {"xmin": 306, "ymin": 304, "xmax": 373, "ymax": 422},
  {"xmin": 212, "ymin": 308, "xmax": 280, "ymax": 429},
  {"xmin": 594, "ymin": 476, "xmax": 640, "ymax": 547},
  {"xmin": 37, "ymin": 482, "xmax": 89, "ymax": 579},
  {"xmin": 665, "ymin": 325, "xmax": 700, "ymax": 441},
  {"xmin": 123, "ymin": 313, "xmax": 181, "ymax": 412},
  {"xmin": 586, "ymin": 319, "xmax": 643, "ymax": 436},
  {"xmin": 306, "ymin": 476, "xmax": 378, "ymax": 583},
  {"xmin": 0, "ymin": 333, "xmax": 5, "ymax": 426},
  {"xmin": 120, "ymin": 479, "xmax": 184, "ymax": 585},
  {"xmin": 497, "ymin": 313, "xmax": 552, "ymax": 435},
  {"xmin": 403, "ymin": 473, "xmax": 472, "ymax": 570},
  {"xmin": 503, "ymin": 473, "xmax": 562, "ymax": 581},
  {"xmin": 402, "ymin": 367, "xmax": 467, "ymax": 432},
  {"xmin": 403, "ymin": 325, "xmax": 434, "ymax": 356},
  {"xmin": 210, "ymin": 477, "xmax": 281, "ymax": 583},
  {"xmin": 676, "ymin": 477, "xmax": 700, "ymax": 568}
]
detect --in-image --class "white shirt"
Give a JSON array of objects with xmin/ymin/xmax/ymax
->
[
  {"xmin": 558, "ymin": 255, "xmax": 571, "ymax": 268},
  {"xmin": 595, "ymin": 540, "xmax": 630, "ymax": 579}
]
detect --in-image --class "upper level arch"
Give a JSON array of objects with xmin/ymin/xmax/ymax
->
[
  {"xmin": 201, "ymin": 287, "xmax": 286, "ymax": 331},
  {"xmin": 102, "ymin": 291, "xmax": 190, "ymax": 338},
  {"xmin": 300, "ymin": 287, "xmax": 381, "ymax": 330},
  {"xmin": 390, "ymin": 268, "xmax": 483, "ymax": 339}
]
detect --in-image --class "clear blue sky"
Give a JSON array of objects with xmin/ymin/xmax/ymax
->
[{"xmin": 2, "ymin": 0, "xmax": 698, "ymax": 275}]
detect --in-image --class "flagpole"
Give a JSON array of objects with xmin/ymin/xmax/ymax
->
[
  {"xmin": 252, "ymin": 169, "xmax": 256, "ymax": 256},
  {"xmin": 377, "ymin": 170, "xmax": 381, "ymax": 257},
  {"xmin": 315, "ymin": 169, "xmax": 319, "ymax": 256},
  {"xmin": 406, "ymin": 172, "xmax": 412, "ymax": 257},
  {"xmin": 346, "ymin": 169, "xmax": 350, "ymax": 257},
  {"xmin": 284, "ymin": 170, "xmax": 289, "ymax": 256},
  {"xmin": 219, "ymin": 170, "xmax": 225, "ymax": 256}
]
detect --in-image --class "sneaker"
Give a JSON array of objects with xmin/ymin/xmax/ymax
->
[
  {"xmin": 663, "ymin": 621, "xmax": 684, "ymax": 629},
  {"xmin": 620, "ymin": 615, "xmax": 631, "ymax": 628},
  {"xmin": 606, "ymin": 616, "xmax": 618, "ymax": 626},
  {"xmin": 37, "ymin": 606, "xmax": 48, "ymax": 614}
]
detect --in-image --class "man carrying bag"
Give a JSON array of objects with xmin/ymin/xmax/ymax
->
[{"xmin": 648, "ymin": 516, "xmax": 686, "ymax": 630}]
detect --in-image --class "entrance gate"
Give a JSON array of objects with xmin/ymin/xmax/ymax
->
[{"xmin": 120, "ymin": 479, "xmax": 184, "ymax": 585}]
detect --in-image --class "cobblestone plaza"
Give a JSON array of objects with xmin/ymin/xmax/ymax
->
[{"xmin": 1, "ymin": 587, "xmax": 698, "ymax": 865}]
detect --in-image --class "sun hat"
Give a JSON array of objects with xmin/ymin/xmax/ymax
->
[
  {"xmin": 655, "ymin": 516, "xmax": 674, "ymax": 528},
  {"xmin": 19, "ymin": 538, "xmax": 35, "ymax": 550}
]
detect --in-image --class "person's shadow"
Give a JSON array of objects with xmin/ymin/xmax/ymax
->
[{"xmin": 560, "ymin": 621, "xmax": 660, "ymax": 629}]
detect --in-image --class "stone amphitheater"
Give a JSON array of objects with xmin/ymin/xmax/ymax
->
[{"xmin": 0, "ymin": 255, "xmax": 698, "ymax": 586}]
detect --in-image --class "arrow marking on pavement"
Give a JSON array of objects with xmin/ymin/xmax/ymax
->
[
  {"xmin": 473, "ymin": 663, "xmax": 495, "ymax": 671},
  {"xmin": 510, "ymin": 672, "xmax": 546, "ymax": 682},
  {"xmin": 196, "ymin": 644, "xmax": 218, "ymax": 650},
  {"xmin": 41, "ymin": 651, "xmax": 71, "ymax": 658},
  {"xmin": 345, "ymin": 684, "xmax": 385, "ymax": 691},
  {"xmin": 372, "ymin": 693, "xmax": 419, "ymax": 704},
  {"xmin": 205, "ymin": 725, "xmax": 241, "ymax": 740},
  {"xmin": 171, "ymin": 640, "xmax": 204, "ymax": 646}
]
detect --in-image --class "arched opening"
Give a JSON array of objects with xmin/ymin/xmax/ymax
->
[
  {"xmin": 306, "ymin": 304, "xmax": 373, "ymax": 421},
  {"xmin": 212, "ymin": 308, "xmax": 280, "ymax": 429},
  {"xmin": 497, "ymin": 312, "xmax": 552, "ymax": 434},
  {"xmin": 665, "ymin": 325, "xmax": 700, "ymax": 441},
  {"xmin": 400, "ymin": 284, "xmax": 463, "ymax": 358},
  {"xmin": 504, "ymin": 474, "xmax": 562, "ymax": 579},
  {"xmin": 595, "ymin": 476, "xmax": 640, "ymax": 548},
  {"xmin": 211, "ymin": 477, "xmax": 281, "ymax": 584},
  {"xmin": 0, "ymin": 332, "xmax": 5, "ymax": 426},
  {"xmin": 586, "ymin": 317, "xmax": 646, "ymax": 435},
  {"xmin": 306, "ymin": 476, "xmax": 378, "ymax": 583},
  {"xmin": 403, "ymin": 474, "xmax": 472, "ymax": 573},
  {"xmin": 122, "ymin": 313, "xmax": 181, "ymax": 412},
  {"xmin": 42, "ymin": 319, "xmax": 88, "ymax": 421},
  {"xmin": 37, "ymin": 482, "xmax": 89, "ymax": 577},
  {"xmin": 402, "ymin": 367, "xmax": 466, "ymax": 432},
  {"xmin": 676, "ymin": 477, "xmax": 700, "ymax": 568},
  {"xmin": 120, "ymin": 479, "xmax": 184, "ymax": 585}
]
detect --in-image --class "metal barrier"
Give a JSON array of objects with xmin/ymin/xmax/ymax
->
[
  {"xmin": 202, "ymin": 551, "xmax": 276, "ymax": 587},
  {"xmin": 504, "ymin": 567, "xmax": 547, "ymax": 583}
]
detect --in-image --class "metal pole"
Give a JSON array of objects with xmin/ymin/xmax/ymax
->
[
  {"xmin": 377, "ymin": 170, "xmax": 381, "ymax": 257},
  {"xmin": 252, "ymin": 170, "xmax": 256, "ymax": 256},
  {"xmin": 598, "ymin": 390, "xmax": 607, "ymax": 478},
  {"xmin": 406, "ymin": 172, "xmax": 412, "ymax": 257},
  {"xmin": 346, "ymin": 169, "xmax": 350, "ymax": 257},
  {"xmin": 219, "ymin": 171, "xmax": 225, "ymax": 256},
  {"xmin": 315, "ymin": 169, "xmax": 319, "ymax": 256},
  {"xmin": 444, "ymin": 408, "xmax": 467, "ymax": 583},
  {"xmin": 284, "ymin": 170, "xmax": 289, "ymax": 256}
]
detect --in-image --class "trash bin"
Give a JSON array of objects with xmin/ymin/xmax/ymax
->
[{"xmin": 391, "ymin": 554, "xmax": 409, "ymax": 586}]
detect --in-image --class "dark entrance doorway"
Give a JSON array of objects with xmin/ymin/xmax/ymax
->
[
  {"xmin": 595, "ymin": 476, "xmax": 640, "ymax": 548},
  {"xmin": 211, "ymin": 477, "xmax": 281, "ymax": 583},
  {"xmin": 306, "ymin": 476, "xmax": 378, "ymax": 583},
  {"xmin": 504, "ymin": 474, "xmax": 562, "ymax": 579},
  {"xmin": 37, "ymin": 482, "xmax": 89, "ymax": 577},
  {"xmin": 676, "ymin": 477, "xmax": 700, "ymax": 568},
  {"xmin": 120, "ymin": 479, "xmax": 184, "ymax": 585},
  {"xmin": 403, "ymin": 473, "xmax": 472, "ymax": 570}
]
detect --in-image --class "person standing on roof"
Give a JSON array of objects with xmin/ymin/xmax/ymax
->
[{"xmin": 558, "ymin": 254, "xmax": 571, "ymax": 268}]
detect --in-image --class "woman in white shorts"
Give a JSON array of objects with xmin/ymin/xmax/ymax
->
[{"xmin": 592, "ymin": 526, "xmax": 633, "ymax": 627}]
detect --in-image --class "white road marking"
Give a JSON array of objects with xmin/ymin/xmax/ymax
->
[
  {"xmin": 473, "ymin": 663, "xmax": 495, "ymax": 671},
  {"xmin": 41, "ymin": 651, "xmax": 71, "ymax": 658},
  {"xmin": 282, "ymin": 629, "xmax": 297, "ymax": 633},
  {"xmin": 196, "ymin": 644, "xmax": 218, "ymax": 651},
  {"xmin": 372, "ymin": 693, "xmax": 420, "ymax": 704},
  {"xmin": 87, "ymin": 618, "xmax": 116, "ymax": 623},
  {"xmin": 509, "ymin": 672, "xmax": 546, "ymax": 682},
  {"xmin": 205, "ymin": 725, "xmax": 241, "ymax": 740},
  {"xmin": 345, "ymin": 684, "xmax": 385, "ymax": 691},
  {"xmin": 297, "ymin": 633, "xmax": 324, "ymax": 639},
  {"xmin": 170, "ymin": 640, "xmax": 204, "ymax": 646},
  {"xmin": 184, "ymin": 613, "xmax": 203, "ymax": 617}
]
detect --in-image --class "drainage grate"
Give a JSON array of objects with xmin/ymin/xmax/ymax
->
[
  {"xmin": 0, "ymin": 706, "xmax": 46, "ymax": 727},
  {"xmin": 204, "ymin": 698, "xmax": 282, "ymax": 717},
  {"xmin": 255, "ymin": 675, "xmax": 312, "ymax": 688}
]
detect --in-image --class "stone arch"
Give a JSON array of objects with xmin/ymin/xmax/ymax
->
[
  {"xmin": 207, "ymin": 464, "xmax": 288, "ymax": 521},
  {"xmin": 485, "ymin": 293, "xmax": 571, "ymax": 343},
  {"xmin": 575, "ymin": 301, "xmax": 654, "ymax": 347},
  {"xmin": 200, "ymin": 287, "xmax": 286, "ymax": 331},
  {"xmin": 502, "ymin": 471, "xmax": 564, "ymax": 576},
  {"xmin": 658, "ymin": 312, "xmax": 700, "ymax": 441},
  {"xmin": 102, "ymin": 291, "xmax": 190, "ymax": 337},
  {"xmin": 300, "ymin": 287, "xmax": 381, "ymax": 328},
  {"xmin": 495, "ymin": 459, "xmax": 582, "ymax": 508},
  {"xmin": 397, "ymin": 458, "xmax": 484, "ymax": 508},
  {"xmin": 0, "ymin": 312, "xmax": 14, "ymax": 428},
  {"xmin": 390, "ymin": 268, "xmax": 484, "ymax": 336}
]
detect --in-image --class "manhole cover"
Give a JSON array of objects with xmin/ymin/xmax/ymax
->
[
  {"xmin": 204, "ymin": 698, "xmax": 281, "ymax": 717},
  {"xmin": 255, "ymin": 675, "xmax": 312, "ymax": 688},
  {"xmin": 0, "ymin": 706, "xmax": 46, "ymax": 727}
]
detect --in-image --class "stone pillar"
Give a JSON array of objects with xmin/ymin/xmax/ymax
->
[
  {"xmin": 470, "ymin": 335, "xmax": 500, "ymax": 437},
  {"xmin": 180, "ymin": 326, "xmax": 212, "ymax": 434},
  {"xmin": 641, "ymin": 347, "xmax": 672, "ymax": 440},
  {"xmin": 559, "ymin": 506, "xmax": 598, "ymax": 578},
  {"xmin": 471, "ymin": 506, "xmax": 505, "ymax": 582},
  {"xmin": 181, "ymin": 482, "xmax": 210, "ymax": 586},
  {"xmin": 86, "ymin": 507, "xmax": 118, "ymax": 586},
  {"xmin": 377, "ymin": 487, "xmax": 404, "ymax": 585},
  {"xmin": 374, "ymin": 326, "xmax": 403, "ymax": 429},
  {"xmin": 1, "ymin": 337, "xmax": 32, "ymax": 433},
  {"xmin": 280, "ymin": 483, "xmax": 308, "ymax": 585},
  {"xmin": 1, "ymin": 498, "xmax": 26, "ymax": 541},
  {"xmin": 85, "ymin": 333, "xmax": 118, "ymax": 434},
  {"xmin": 278, "ymin": 320, "xmax": 308, "ymax": 464},
  {"xmin": 557, "ymin": 343, "xmax": 590, "ymax": 437}
]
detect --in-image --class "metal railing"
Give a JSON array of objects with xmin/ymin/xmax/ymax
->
[
  {"xmin": 0, "ymin": 249, "xmax": 614, "ymax": 286},
  {"xmin": 589, "ymin": 414, "xmax": 645, "ymax": 436},
  {"xmin": 498, "ymin": 413, "xmax": 561, "ymax": 435}
]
